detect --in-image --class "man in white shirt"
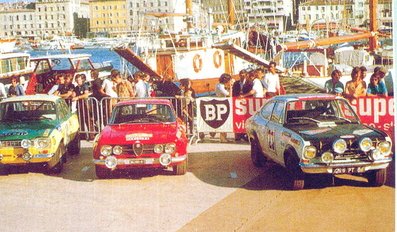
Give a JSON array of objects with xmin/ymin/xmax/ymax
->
[
  {"xmin": 262, "ymin": 61, "xmax": 280, "ymax": 98},
  {"xmin": 134, "ymin": 71, "xmax": 147, "ymax": 98}
]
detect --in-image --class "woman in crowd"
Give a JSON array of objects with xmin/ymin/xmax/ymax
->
[
  {"xmin": 367, "ymin": 73, "xmax": 388, "ymax": 97},
  {"xmin": 344, "ymin": 67, "xmax": 366, "ymax": 101}
]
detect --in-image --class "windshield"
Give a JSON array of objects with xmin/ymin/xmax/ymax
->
[
  {"xmin": 285, "ymin": 98, "xmax": 360, "ymax": 124},
  {"xmin": 110, "ymin": 103, "xmax": 176, "ymax": 124},
  {"xmin": 0, "ymin": 100, "xmax": 57, "ymax": 122}
]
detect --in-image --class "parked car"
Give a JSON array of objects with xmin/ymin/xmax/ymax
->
[
  {"xmin": 0, "ymin": 95, "xmax": 80, "ymax": 174},
  {"xmin": 245, "ymin": 94, "xmax": 393, "ymax": 190},
  {"xmin": 93, "ymin": 99, "xmax": 189, "ymax": 178}
]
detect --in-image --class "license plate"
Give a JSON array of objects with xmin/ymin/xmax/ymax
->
[
  {"xmin": 129, "ymin": 160, "xmax": 145, "ymax": 164},
  {"xmin": 333, "ymin": 167, "xmax": 359, "ymax": 174}
]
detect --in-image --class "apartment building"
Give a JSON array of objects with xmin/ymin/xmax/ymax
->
[
  {"xmin": 0, "ymin": 9, "xmax": 36, "ymax": 37},
  {"xmin": 89, "ymin": 0, "xmax": 128, "ymax": 36}
]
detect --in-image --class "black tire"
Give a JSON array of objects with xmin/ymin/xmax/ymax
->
[
  {"xmin": 49, "ymin": 145, "xmax": 65, "ymax": 174},
  {"xmin": 95, "ymin": 166, "xmax": 112, "ymax": 179},
  {"xmin": 367, "ymin": 169, "xmax": 387, "ymax": 187},
  {"xmin": 285, "ymin": 153, "xmax": 305, "ymax": 190},
  {"xmin": 250, "ymin": 138, "xmax": 267, "ymax": 167},
  {"xmin": 68, "ymin": 133, "xmax": 81, "ymax": 155},
  {"xmin": 173, "ymin": 158, "xmax": 188, "ymax": 175}
]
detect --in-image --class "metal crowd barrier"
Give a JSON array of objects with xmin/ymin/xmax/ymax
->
[{"xmin": 73, "ymin": 96, "xmax": 197, "ymax": 141}]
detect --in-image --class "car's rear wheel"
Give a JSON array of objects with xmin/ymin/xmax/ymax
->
[
  {"xmin": 250, "ymin": 138, "xmax": 267, "ymax": 167},
  {"xmin": 173, "ymin": 158, "xmax": 188, "ymax": 175},
  {"xmin": 367, "ymin": 169, "xmax": 387, "ymax": 187},
  {"xmin": 285, "ymin": 153, "xmax": 305, "ymax": 190},
  {"xmin": 68, "ymin": 133, "xmax": 80, "ymax": 155},
  {"xmin": 96, "ymin": 166, "xmax": 112, "ymax": 179}
]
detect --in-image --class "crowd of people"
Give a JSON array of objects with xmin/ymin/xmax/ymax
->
[{"xmin": 324, "ymin": 65, "xmax": 389, "ymax": 101}]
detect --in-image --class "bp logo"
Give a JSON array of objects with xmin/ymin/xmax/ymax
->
[{"xmin": 199, "ymin": 99, "xmax": 230, "ymax": 128}]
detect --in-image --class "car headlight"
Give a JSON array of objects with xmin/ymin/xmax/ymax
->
[
  {"xmin": 159, "ymin": 153, "xmax": 172, "ymax": 166},
  {"xmin": 333, "ymin": 139, "xmax": 347, "ymax": 154},
  {"xmin": 359, "ymin": 137, "xmax": 373, "ymax": 152},
  {"xmin": 100, "ymin": 145, "xmax": 113, "ymax": 156},
  {"xmin": 105, "ymin": 156, "xmax": 117, "ymax": 169},
  {"xmin": 303, "ymin": 146, "xmax": 316, "ymax": 159},
  {"xmin": 321, "ymin": 152, "xmax": 334, "ymax": 163},
  {"xmin": 369, "ymin": 149, "xmax": 382, "ymax": 161},
  {"xmin": 22, "ymin": 152, "xmax": 33, "ymax": 161},
  {"xmin": 34, "ymin": 138, "xmax": 51, "ymax": 149},
  {"xmin": 154, "ymin": 144, "xmax": 164, "ymax": 154},
  {"xmin": 378, "ymin": 141, "xmax": 392, "ymax": 156},
  {"xmin": 113, "ymin": 145, "xmax": 123, "ymax": 155},
  {"xmin": 164, "ymin": 143, "xmax": 176, "ymax": 154},
  {"xmin": 21, "ymin": 139, "xmax": 32, "ymax": 149}
]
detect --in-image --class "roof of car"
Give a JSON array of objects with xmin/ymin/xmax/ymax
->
[
  {"xmin": 115, "ymin": 98, "xmax": 172, "ymax": 106},
  {"xmin": 0, "ymin": 94, "xmax": 60, "ymax": 103},
  {"xmin": 271, "ymin": 93, "xmax": 341, "ymax": 101}
]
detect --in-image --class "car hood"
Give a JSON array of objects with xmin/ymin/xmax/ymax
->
[
  {"xmin": 101, "ymin": 123, "xmax": 178, "ymax": 143},
  {"xmin": 286, "ymin": 123, "xmax": 386, "ymax": 142},
  {"xmin": 0, "ymin": 120, "xmax": 59, "ymax": 140}
]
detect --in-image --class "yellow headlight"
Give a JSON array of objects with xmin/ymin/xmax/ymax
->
[
  {"xmin": 333, "ymin": 139, "xmax": 347, "ymax": 154},
  {"xmin": 303, "ymin": 146, "xmax": 316, "ymax": 159},
  {"xmin": 378, "ymin": 141, "xmax": 392, "ymax": 156}
]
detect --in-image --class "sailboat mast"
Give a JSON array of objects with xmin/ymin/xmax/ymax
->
[
  {"xmin": 369, "ymin": 0, "xmax": 378, "ymax": 51},
  {"xmin": 186, "ymin": 0, "xmax": 193, "ymax": 30},
  {"xmin": 227, "ymin": 0, "xmax": 235, "ymax": 26}
]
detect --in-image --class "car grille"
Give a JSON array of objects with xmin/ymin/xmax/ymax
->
[
  {"xmin": 121, "ymin": 144, "xmax": 156, "ymax": 156},
  {"xmin": 0, "ymin": 140, "xmax": 22, "ymax": 147}
]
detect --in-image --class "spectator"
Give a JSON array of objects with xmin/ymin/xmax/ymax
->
[
  {"xmin": 262, "ymin": 61, "xmax": 280, "ymax": 97},
  {"xmin": 374, "ymin": 66, "xmax": 389, "ymax": 93},
  {"xmin": 240, "ymin": 69, "xmax": 263, "ymax": 98},
  {"xmin": 367, "ymin": 73, "xmax": 388, "ymax": 97},
  {"xmin": 72, "ymin": 74, "xmax": 93, "ymax": 140},
  {"xmin": 232, "ymin": 69, "xmax": 248, "ymax": 97},
  {"xmin": 48, "ymin": 74, "xmax": 63, "ymax": 95},
  {"xmin": 134, "ymin": 71, "xmax": 148, "ymax": 98},
  {"xmin": 114, "ymin": 72, "xmax": 134, "ymax": 99},
  {"xmin": 241, "ymin": 70, "xmax": 254, "ymax": 97},
  {"xmin": 90, "ymin": 70, "xmax": 107, "ymax": 130},
  {"xmin": 215, "ymin": 73, "xmax": 234, "ymax": 143},
  {"xmin": 344, "ymin": 67, "xmax": 367, "ymax": 101},
  {"xmin": 324, "ymin": 69, "xmax": 343, "ymax": 95},
  {"xmin": 55, "ymin": 73, "xmax": 74, "ymax": 101},
  {"xmin": 179, "ymin": 78, "xmax": 196, "ymax": 135},
  {"xmin": 8, "ymin": 77, "xmax": 25, "ymax": 97},
  {"xmin": 359, "ymin": 66, "xmax": 367, "ymax": 81}
]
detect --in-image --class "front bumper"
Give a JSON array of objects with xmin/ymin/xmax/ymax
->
[
  {"xmin": 93, "ymin": 154, "xmax": 187, "ymax": 169},
  {"xmin": 300, "ymin": 159, "xmax": 392, "ymax": 174},
  {"xmin": 0, "ymin": 150, "xmax": 56, "ymax": 164}
]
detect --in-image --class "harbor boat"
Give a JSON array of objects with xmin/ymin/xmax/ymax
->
[
  {"xmin": 25, "ymin": 53, "xmax": 113, "ymax": 94},
  {"xmin": 113, "ymin": 0, "xmax": 285, "ymax": 96}
]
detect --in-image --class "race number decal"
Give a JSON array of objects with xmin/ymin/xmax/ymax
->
[{"xmin": 268, "ymin": 129, "xmax": 275, "ymax": 151}]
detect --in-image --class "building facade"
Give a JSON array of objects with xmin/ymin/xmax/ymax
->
[
  {"xmin": 89, "ymin": 0, "xmax": 128, "ymax": 37},
  {"xmin": 0, "ymin": 9, "xmax": 36, "ymax": 38}
]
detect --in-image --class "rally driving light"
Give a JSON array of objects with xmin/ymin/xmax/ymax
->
[
  {"xmin": 21, "ymin": 139, "xmax": 32, "ymax": 149},
  {"xmin": 164, "ymin": 143, "xmax": 176, "ymax": 154},
  {"xmin": 321, "ymin": 152, "xmax": 334, "ymax": 163},
  {"xmin": 333, "ymin": 139, "xmax": 347, "ymax": 154},
  {"xmin": 369, "ymin": 149, "xmax": 382, "ymax": 161},
  {"xmin": 113, "ymin": 146, "xmax": 123, "ymax": 155},
  {"xmin": 359, "ymin": 137, "xmax": 373, "ymax": 152},
  {"xmin": 22, "ymin": 152, "xmax": 33, "ymax": 161},
  {"xmin": 105, "ymin": 156, "xmax": 117, "ymax": 169},
  {"xmin": 303, "ymin": 146, "xmax": 316, "ymax": 159},
  {"xmin": 100, "ymin": 145, "xmax": 112, "ymax": 156},
  {"xmin": 35, "ymin": 138, "xmax": 51, "ymax": 149},
  {"xmin": 154, "ymin": 144, "xmax": 163, "ymax": 154},
  {"xmin": 378, "ymin": 141, "xmax": 392, "ymax": 156},
  {"xmin": 159, "ymin": 154, "xmax": 172, "ymax": 166}
]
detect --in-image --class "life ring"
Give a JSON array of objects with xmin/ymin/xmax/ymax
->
[
  {"xmin": 213, "ymin": 51, "xmax": 222, "ymax": 68},
  {"xmin": 193, "ymin": 54, "xmax": 202, "ymax": 73},
  {"xmin": 178, "ymin": 39, "xmax": 186, "ymax": 47}
]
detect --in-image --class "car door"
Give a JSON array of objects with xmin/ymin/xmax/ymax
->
[
  {"xmin": 255, "ymin": 101, "xmax": 275, "ymax": 158},
  {"xmin": 264, "ymin": 101, "xmax": 286, "ymax": 164}
]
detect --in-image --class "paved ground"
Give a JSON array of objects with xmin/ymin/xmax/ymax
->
[{"xmin": 0, "ymin": 138, "xmax": 394, "ymax": 232}]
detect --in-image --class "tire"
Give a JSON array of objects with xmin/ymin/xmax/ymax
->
[
  {"xmin": 173, "ymin": 158, "xmax": 188, "ymax": 175},
  {"xmin": 285, "ymin": 153, "xmax": 305, "ymax": 190},
  {"xmin": 96, "ymin": 165, "xmax": 112, "ymax": 179},
  {"xmin": 367, "ymin": 169, "xmax": 387, "ymax": 187},
  {"xmin": 49, "ymin": 145, "xmax": 65, "ymax": 174},
  {"xmin": 68, "ymin": 133, "xmax": 81, "ymax": 156},
  {"xmin": 250, "ymin": 138, "xmax": 267, "ymax": 167}
]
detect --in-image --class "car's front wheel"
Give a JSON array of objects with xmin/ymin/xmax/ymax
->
[
  {"xmin": 68, "ymin": 133, "xmax": 80, "ymax": 155},
  {"xmin": 49, "ymin": 144, "xmax": 65, "ymax": 174},
  {"xmin": 250, "ymin": 138, "xmax": 267, "ymax": 167},
  {"xmin": 173, "ymin": 158, "xmax": 188, "ymax": 175},
  {"xmin": 285, "ymin": 153, "xmax": 305, "ymax": 190},
  {"xmin": 95, "ymin": 166, "xmax": 112, "ymax": 179},
  {"xmin": 367, "ymin": 169, "xmax": 387, "ymax": 187}
]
